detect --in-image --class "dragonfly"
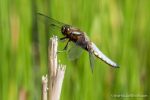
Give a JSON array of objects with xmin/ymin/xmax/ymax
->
[{"xmin": 37, "ymin": 13, "xmax": 119, "ymax": 72}]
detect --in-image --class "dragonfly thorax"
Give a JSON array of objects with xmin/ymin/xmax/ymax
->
[{"xmin": 61, "ymin": 25, "xmax": 71, "ymax": 36}]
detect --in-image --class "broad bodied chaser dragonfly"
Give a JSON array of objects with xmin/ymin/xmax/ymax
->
[{"xmin": 37, "ymin": 13, "xmax": 119, "ymax": 72}]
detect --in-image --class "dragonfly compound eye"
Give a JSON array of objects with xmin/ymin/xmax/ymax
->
[
  {"xmin": 61, "ymin": 25, "xmax": 70, "ymax": 35},
  {"xmin": 61, "ymin": 26, "xmax": 66, "ymax": 35}
]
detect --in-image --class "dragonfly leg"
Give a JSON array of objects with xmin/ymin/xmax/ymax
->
[
  {"xmin": 57, "ymin": 39, "xmax": 70, "ymax": 54},
  {"xmin": 63, "ymin": 39, "xmax": 70, "ymax": 50},
  {"xmin": 59, "ymin": 37, "xmax": 67, "ymax": 41}
]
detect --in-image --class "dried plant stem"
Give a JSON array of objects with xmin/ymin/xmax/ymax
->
[
  {"xmin": 48, "ymin": 36, "xmax": 66, "ymax": 100},
  {"xmin": 42, "ymin": 75, "xmax": 48, "ymax": 100}
]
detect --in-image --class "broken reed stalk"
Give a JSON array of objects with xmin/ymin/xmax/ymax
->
[
  {"xmin": 48, "ymin": 36, "xmax": 66, "ymax": 100},
  {"xmin": 42, "ymin": 75, "xmax": 48, "ymax": 100}
]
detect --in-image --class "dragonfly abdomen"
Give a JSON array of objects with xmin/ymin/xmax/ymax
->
[{"xmin": 91, "ymin": 42, "xmax": 118, "ymax": 68}]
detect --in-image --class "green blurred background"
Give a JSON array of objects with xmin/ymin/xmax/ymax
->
[{"xmin": 0, "ymin": 0, "xmax": 150, "ymax": 100}]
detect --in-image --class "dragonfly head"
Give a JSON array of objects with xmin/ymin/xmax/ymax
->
[{"xmin": 61, "ymin": 25, "xmax": 71, "ymax": 36}]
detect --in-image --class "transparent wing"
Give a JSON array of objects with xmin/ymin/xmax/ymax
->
[
  {"xmin": 67, "ymin": 42, "xmax": 83, "ymax": 61},
  {"xmin": 37, "ymin": 13, "xmax": 67, "ymax": 36},
  {"xmin": 37, "ymin": 13, "xmax": 66, "ymax": 28},
  {"xmin": 89, "ymin": 52, "xmax": 95, "ymax": 73}
]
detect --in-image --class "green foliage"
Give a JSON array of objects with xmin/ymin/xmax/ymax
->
[{"xmin": 0, "ymin": 0, "xmax": 150, "ymax": 100}]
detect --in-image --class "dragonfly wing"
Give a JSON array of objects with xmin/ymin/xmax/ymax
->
[
  {"xmin": 37, "ymin": 13, "xmax": 66, "ymax": 28},
  {"xmin": 89, "ymin": 52, "xmax": 95, "ymax": 73},
  {"xmin": 91, "ymin": 42, "xmax": 119, "ymax": 67},
  {"xmin": 67, "ymin": 42, "xmax": 83, "ymax": 61},
  {"xmin": 37, "ymin": 13, "xmax": 68, "ymax": 36}
]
